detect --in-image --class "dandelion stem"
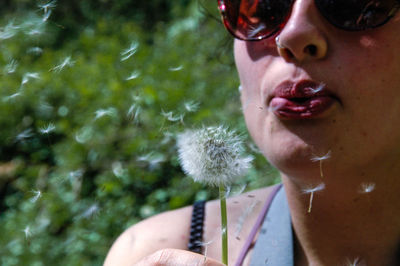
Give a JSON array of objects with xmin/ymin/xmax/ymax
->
[{"xmin": 219, "ymin": 185, "xmax": 228, "ymax": 265}]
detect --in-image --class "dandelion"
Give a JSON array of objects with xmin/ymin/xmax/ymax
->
[
  {"xmin": 310, "ymin": 82, "xmax": 326, "ymax": 93},
  {"xmin": 50, "ymin": 56, "xmax": 75, "ymax": 72},
  {"xmin": 30, "ymin": 190, "xmax": 42, "ymax": 203},
  {"xmin": 121, "ymin": 41, "xmax": 139, "ymax": 61},
  {"xmin": 177, "ymin": 126, "xmax": 253, "ymax": 265},
  {"xmin": 169, "ymin": 65, "xmax": 183, "ymax": 71},
  {"xmin": 358, "ymin": 182, "xmax": 375, "ymax": 194},
  {"xmin": 311, "ymin": 150, "xmax": 331, "ymax": 179},
  {"xmin": 39, "ymin": 123, "xmax": 56, "ymax": 134},
  {"xmin": 302, "ymin": 183, "xmax": 325, "ymax": 213}
]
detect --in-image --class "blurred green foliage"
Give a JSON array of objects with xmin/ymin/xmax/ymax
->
[{"xmin": 0, "ymin": 1, "xmax": 279, "ymax": 265}]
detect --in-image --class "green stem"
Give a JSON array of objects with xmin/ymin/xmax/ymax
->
[{"xmin": 219, "ymin": 185, "xmax": 228, "ymax": 265}]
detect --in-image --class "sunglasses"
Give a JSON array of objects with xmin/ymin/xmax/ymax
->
[{"xmin": 217, "ymin": 0, "xmax": 400, "ymax": 41}]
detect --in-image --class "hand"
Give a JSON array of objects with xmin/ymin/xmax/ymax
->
[{"xmin": 133, "ymin": 248, "xmax": 225, "ymax": 266}]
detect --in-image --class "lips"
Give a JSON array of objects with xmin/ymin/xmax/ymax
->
[{"xmin": 269, "ymin": 80, "xmax": 338, "ymax": 119}]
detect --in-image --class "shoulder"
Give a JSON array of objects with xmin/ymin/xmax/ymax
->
[
  {"xmin": 104, "ymin": 205, "xmax": 193, "ymax": 266},
  {"xmin": 103, "ymin": 184, "xmax": 279, "ymax": 265}
]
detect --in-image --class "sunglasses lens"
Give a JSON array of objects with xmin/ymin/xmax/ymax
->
[
  {"xmin": 316, "ymin": 0, "xmax": 399, "ymax": 31},
  {"xmin": 219, "ymin": 0, "xmax": 293, "ymax": 40}
]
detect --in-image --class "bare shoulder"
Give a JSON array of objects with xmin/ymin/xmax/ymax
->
[{"xmin": 104, "ymin": 205, "xmax": 193, "ymax": 266}]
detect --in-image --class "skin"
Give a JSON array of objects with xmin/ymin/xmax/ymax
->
[{"xmin": 105, "ymin": 0, "xmax": 400, "ymax": 265}]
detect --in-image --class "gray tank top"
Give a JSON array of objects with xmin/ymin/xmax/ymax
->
[{"xmin": 249, "ymin": 185, "xmax": 294, "ymax": 266}]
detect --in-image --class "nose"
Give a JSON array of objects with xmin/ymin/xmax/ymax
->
[{"xmin": 276, "ymin": 0, "xmax": 328, "ymax": 63}]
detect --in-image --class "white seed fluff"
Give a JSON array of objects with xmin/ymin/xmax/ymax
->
[{"xmin": 177, "ymin": 126, "xmax": 253, "ymax": 187}]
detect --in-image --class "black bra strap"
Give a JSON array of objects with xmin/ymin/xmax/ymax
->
[{"xmin": 188, "ymin": 200, "xmax": 206, "ymax": 254}]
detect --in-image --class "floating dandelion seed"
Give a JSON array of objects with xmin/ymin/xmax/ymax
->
[
  {"xmin": 21, "ymin": 72, "xmax": 40, "ymax": 86},
  {"xmin": 27, "ymin": 47, "xmax": 43, "ymax": 56},
  {"xmin": 302, "ymin": 183, "xmax": 325, "ymax": 213},
  {"xmin": 121, "ymin": 41, "xmax": 139, "ymax": 61},
  {"xmin": 184, "ymin": 101, "xmax": 200, "ymax": 112},
  {"xmin": 3, "ymin": 92, "xmax": 21, "ymax": 102},
  {"xmin": 345, "ymin": 257, "xmax": 364, "ymax": 266},
  {"xmin": 94, "ymin": 107, "xmax": 117, "ymax": 120},
  {"xmin": 50, "ymin": 56, "xmax": 75, "ymax": 72},
  {"xmin": 39, "ymin": 123, "xmax": 55, "ymax": 134},
  {"xmin": 30, "ymin": 190, "xmax": 42, "ymax": 203},
  {"xmin": 358, "ymin": 182, "xmax": 375, "ymax": 194},
  {"xmin": 161, "ymin": 110, "xmax": 184, "ymax": 123},
  {"xmin": 22, "ymin": 226, "xmax": 32, "ymax": 239},
  {"xmin": 177, "ymin": 126, "xmax": 253, "ymax": 265},
  {"xmin": 5, "ymin": 60, "xmax": 18, "ymax": 74},
  {"xmin": 235, "ymin": 200, "xmax": 258, "ymax": 239},
  {"xmin": 311, "ymin": 150, "xmax": 331, "ymax": 179},
  {"xmin": 169, "ymin": 65, "xmax": 183, "ymax": 71},
  {"xmin": 137, "ymin": 152, "xmax": 166, "ymax": 170},
  {"xmin": 78, "ymin": 203, "xmax": 101, "ymax": 220},
  {"xmin": 38, "ymin": 0, "xmax": 57, "ymax": 13},
  {"xmin": 0, "ymin": 21, "xmax": 20, "ymax": 40},
  {"xmin": 127, "ymin": 104, "xmax": 141, "ymax": 122},
  {"xmin": 310, "ymin": 82, "xmax": 326, "ymax": 93},
  {"xmin": 15, "ymin": 129, "xmax": 34, "ymax": 143},
  {"xmin": 112, "ymin": 161, "xmax": 127, "ymax": 178},
  {"xmin": 126, "ymin": 70, "xmax": 140, "ymax": 80}
]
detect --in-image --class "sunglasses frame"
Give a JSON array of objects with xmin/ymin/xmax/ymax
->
[{"xmin": 218, "ymin": 0, "xmax": 400, "ymax": 41}]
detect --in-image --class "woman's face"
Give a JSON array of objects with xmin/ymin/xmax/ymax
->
[{"xmin": 235, "ymin": 1, "xmax": 400, "ymax": 180}]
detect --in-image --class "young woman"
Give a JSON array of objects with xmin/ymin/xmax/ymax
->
[{"xmin": 104, "ymin": 0, "xmax": 400, "ymax": 265}]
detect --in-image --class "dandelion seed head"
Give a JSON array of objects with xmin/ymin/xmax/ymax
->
[{"xmin": 177, "ymin": 126, "xmax": 253, "ymax": 187}]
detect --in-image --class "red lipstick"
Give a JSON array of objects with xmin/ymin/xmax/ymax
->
[{"xmin": 269, "ymin": 80, "xmax": 337, "ymax": 119}]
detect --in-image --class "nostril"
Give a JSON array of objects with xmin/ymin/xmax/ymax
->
[{"xmin": 304, "ymin": 44, "xmax": 317, "ymax": 56}]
